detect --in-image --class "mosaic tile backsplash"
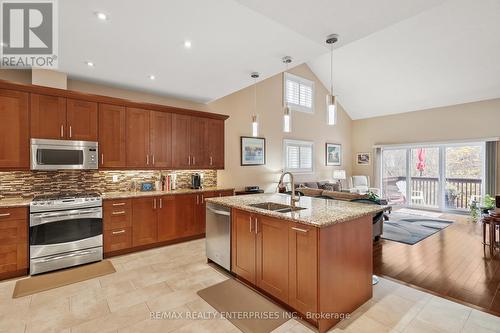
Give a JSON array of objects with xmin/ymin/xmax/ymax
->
[{"xmin": 0, "ymin": 170, "xmax": 217, "ymax": 198}]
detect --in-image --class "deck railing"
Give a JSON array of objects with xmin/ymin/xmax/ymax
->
[{"xmin": 383, "ymin": 176, "xmax": 482, "ymax": 209}]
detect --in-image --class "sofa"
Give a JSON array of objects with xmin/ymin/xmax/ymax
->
[{"xmin": 294, "ymin": 186, "xmax": 386, "ymax": 240}]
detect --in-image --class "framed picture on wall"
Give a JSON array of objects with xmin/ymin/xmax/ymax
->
[
  {"xmin": 241, "ymin": 136, "xmax": 266, "ymax": 166},
  {"xmin": 356, "ymin": 152, "xmax": 371, "ymax": 165},
  {"xmin": 325, "ymin": 143, "xmax": 341, "ymax": 166}
]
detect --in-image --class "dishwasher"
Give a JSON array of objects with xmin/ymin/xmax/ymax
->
[{"xmin": 206, "ymin": 203, "xmax": 231, "ymax": 271}]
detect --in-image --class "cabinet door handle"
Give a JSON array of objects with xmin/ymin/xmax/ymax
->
[
  {"xmin": 112, "ymin": 229, "xmax": 126, "ymax": 235},
  {"xmin": 69, "ymin": 126, "xmax": 72, "ymax": 138},
  {"xmin": 111, "ymin": 211, "xmax": 126, "ymax": 215},
  {"xmin": 196, "ymin": 195, "xmax": 199, "ymax": 205},
  {"xmin": 249, "ymin": 216, "xmax": 253, "ymax": 233},
  {"xmin": 146, "ymin": 155, "xmax": 150, "ymax": 165},
  {"xmin": 60, "ymin": 124, "xmax": 64, "ymax": 138},
  {"xmin": 188, "ymin": 156, "xmax": 191, "ymax": 165},
  {"xmin": 153, "ymin": 198, "xmax": 157, "ymax": 209},
  {"xmin": 152, "ymin": 155, "xmax": 155, "ymax": 165},
  {"xmin": 254, "ymin": 217, "xmax": 258, "ymax": 234},
  {"xmin": 159, "ymin": 198, "xmax": 162, "ymax": 209},
  {"xmin": 112, "ymin": 203, "xmax": 126, "ymax": 206},
  {"xmin": 101, "ymin": 153, "xmax": 104, "ymax": 165},
  {"xmin": 192, "ymin": 156, "xmax": 196, "ymax": 165},
  {"xmin": 210, "ymin": 156, "xmax": 213, "ymax": 165},
  {"xmin": 201, "ymin": 195, "xmax": 204, "ymax": 204},
  {"xmin": 0, "ymin": 213, "xmax": 11, "ymax": 218},
  {"xmin": 291, "ymin": 227, "xmax": 308, "ymax": 233}
]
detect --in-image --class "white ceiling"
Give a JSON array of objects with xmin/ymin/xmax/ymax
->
[{"xmin": 58, "ymin": 0, "xmax": 500, "ymax": 119}]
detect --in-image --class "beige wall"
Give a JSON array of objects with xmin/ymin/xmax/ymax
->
[
  {"xmin": 208, "ymin": 64, "xmax": 353, "ymax": 192},
  {"xmin": 351, "ymin": 98, "xmax": 500, "ymax": 192}
]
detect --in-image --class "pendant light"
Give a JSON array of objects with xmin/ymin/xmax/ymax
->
[
  {"xmin": 282, "ymin": 56, "xmax": 292, "ymax": 133},
  {"xmin": 326, "ymin": 34, "xmax": 339, "ymax": 125},
  {"xmin": 251, "ymin": 72, "xmax": 260, "ymax": 137}
]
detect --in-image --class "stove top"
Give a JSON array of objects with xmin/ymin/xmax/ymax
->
[{"xmin": 30, "ymin": 192, "xmax": 102, "ymax": 213}]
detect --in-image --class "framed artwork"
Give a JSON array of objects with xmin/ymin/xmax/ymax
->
[
  {"xmin": 356, "ymin": 152, "xmax": 371, "ymax": 165},
  {"xmin": 241, "ymin": 136, "xmax": 266, "ymax": 166},
  {"xmin": 325, "ymin": 143, "xmax": 341, "ymax": 166}
]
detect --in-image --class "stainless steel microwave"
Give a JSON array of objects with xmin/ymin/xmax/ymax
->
[{"xmin": 31, "ymin": 139, "xmax": 98, "ymax": 170}]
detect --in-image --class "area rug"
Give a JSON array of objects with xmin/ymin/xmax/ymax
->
[
  {"xmin": 381, "ymin": 212, "xmax": 453, "ymax": 245},
  {"xmin": 12, "ymin": 260, "xmax": 115, "ymax": 298},
  {"xmin": 197, "ymin": 278, "xmax": 290, "ymax": 333}
]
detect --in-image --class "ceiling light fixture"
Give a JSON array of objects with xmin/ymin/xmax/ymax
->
[
  {"xmin": 282, "ymin": 56, "xmax": 292, "ymax": 133},
  {"xmin": 326, "ymin": 33, "xmax": 339, "ymax": 126},
  {"xmin": 95, "ymin": 12, "xmax": 108, "ymax": 21},
  {"xmin": 184, "ymin": 40, "xmax": 192, "ymax": 49},
  {"xmin": 251, "ymin": 72, "xmax": 260, "ymax": 137},
  {"xmin": 148, "ymin": 75, "xmax": 156, "ymax": 80},
  {"xmin": 85, "ymin": 61, "xmax": 94, "ymax": 67}
]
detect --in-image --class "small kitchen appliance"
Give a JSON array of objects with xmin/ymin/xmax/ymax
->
[{"xmin": 191, "ymin": 173, "xmax": 202, "ymax": 189}]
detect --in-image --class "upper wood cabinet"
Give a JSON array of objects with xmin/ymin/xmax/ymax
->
[
  {"xmin": 30, "ymin": 94, "xmax": 66, "ymax": 139},
  {"xmin": 66, "ymin": 99, "xmax": 98, "ymax": 141},
  {"xmin": 30, "ymin": 95, "xmax": 97, "ymax": 141},
  {"xmin": 126, "ymin": 107, "xmax": 150, "ymax": 168},
  {"xmin": 150, "ymin": 111, "xmax": 172, "ymax": 168},
  {"xmin": 99, "ymin": 104, "xmax": 126, "ymax": 168},
  {"xmin": 207, "ymin": 119, "xmax": 224, "ymax": 168},
  {"xmin": 190, "ymin": 117, "xmax": 209, "ymax": 168},
  {"xmin": 0, "ymin": 89, "xmax": 29, "ymax": 169},
  {"xmin": 171, "ymin": 114, "xmax": 192, "ymax": 169}
]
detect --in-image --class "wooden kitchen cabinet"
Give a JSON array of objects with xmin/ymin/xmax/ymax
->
[
  {"xmin": 190, "ymin": 117, "xmax": 208, "ymax": 168},
  {"xmin": 171, "ymin": 114, "xmax": 192, "ymax": 168},
  {"xmin": 103, "ymin": 199, "xmax": 133, "ymax": 253},
  {"xmin": 0, "ymin": 207, "xmax": 28, "ymax": 279},
  {"xmin": 207, "ymin": 118, "xmax": 224, "ymax": 168},
  {"xmin": 150, "ymin": 111, "xmax": 172, "ymax": 168},
  {"xmin": 0, "ymin": 89, "xmax": 29, "ymax": 169},
  {"xmin": 66, "ymin": 99, "xmax": 98, "ymax": 141},
  {"xmin": 289, "ymin": 222, "xmax": 318, "ymax": 314},
  {"xmin": 30, "ymin": 94, "xmax": 66, "ymax": 140},
  {"xmin": 231, "ymin": 209, "xmax": 257, "ymax": 284},
  {"xmin": 256, "ymin": 215, "xmax": 289, "ymax": 303},
  {"xmin": 175, "ymin": 193, "xmax": 197, "ymax": 236},
  {"xmin": 132, "ymin": 197, "xmax": 158, "ymax": 246},
  {"xmin": 99, "ymin": 104, "xmax": 127, "ymax": 168},
  {"xmin": 157, "ymin": 196, "xmax": 178, "ymax": 241},
  {"xmin": 126, "ymin": 107, "xmax": 151, "ymax": 168}
]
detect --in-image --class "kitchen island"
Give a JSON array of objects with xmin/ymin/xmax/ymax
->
[{"xmin": 205, "ymin": 193, "xmax": 388, "ymax": 333}]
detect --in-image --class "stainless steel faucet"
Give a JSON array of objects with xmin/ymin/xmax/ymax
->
[{"xmin": 277, "ymin": 171, "xmax": 300, "ymax": 208}]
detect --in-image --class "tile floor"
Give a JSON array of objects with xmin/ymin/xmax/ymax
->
[{"xmin": 0, "ymin": 239, "xmax": 499, "ymax": 333}]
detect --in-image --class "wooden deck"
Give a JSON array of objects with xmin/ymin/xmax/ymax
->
[{"xmin": 373, "ymin": 212, "xmax": 500, "ymax": 316}]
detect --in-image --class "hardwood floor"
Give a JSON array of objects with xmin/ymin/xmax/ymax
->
[{"xmin": 374, "ymin": 211, "xmax": 500, "ymax": 316}]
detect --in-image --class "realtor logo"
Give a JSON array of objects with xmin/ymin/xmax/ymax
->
[{"xmin": 1, "ymin": 0, "xmax": 58, "ymax": 68}]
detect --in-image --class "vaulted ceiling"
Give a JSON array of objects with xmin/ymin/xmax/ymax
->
[{"xmin": 59, "ymin": 0, "xmax": 500, "ymax": 119}]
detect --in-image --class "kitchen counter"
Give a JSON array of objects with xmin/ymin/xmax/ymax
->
[
  {"xmin": 205, "ymin": 193, "xmax": 388, "ymax": 228},
  {"xmin": 102, "ymin": 187, "xmax": 234, "ymax": 200},
  {"xmin": 0, "ymin": 187, "xmax": 234, "ymax": 208}
]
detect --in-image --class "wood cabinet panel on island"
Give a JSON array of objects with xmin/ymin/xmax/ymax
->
[{"xmin": 0, "ymin": 89, "xmax": 29, "ymax": 169}]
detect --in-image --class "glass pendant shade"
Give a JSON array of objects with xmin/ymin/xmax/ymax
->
[
  {"xmin": 252, "ymin": 115, "xmax": 259, "ymax": 137},
  {"xmin": 283, "ymin": 105, "xmax": 291, "ymax": 133},
  {"xmin": 327, "ymin": 94, "xmax": 337, "ymax": 125}
]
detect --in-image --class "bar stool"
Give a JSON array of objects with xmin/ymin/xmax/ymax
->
[{"xmin": 483, "ymin": 213, "xmax": 500, "ymax": 256}]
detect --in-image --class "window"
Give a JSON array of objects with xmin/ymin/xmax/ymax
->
[
  {"xmin": 283, "ymin": 139, "xmax": 314, "ymax": 173},
  {"xmin": 284, "ymin": 73, "xmax": 314, "ymax": 113}
]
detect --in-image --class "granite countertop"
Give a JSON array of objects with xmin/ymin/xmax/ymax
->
[
  {"xmin": 205, "ymin": 193, "xmax": 389, "ymax": 228},
  {"xmin": 102, "ymin": 187, "xmax": 234, "ymax": 200},
  {"xmin": 0, "ymin": 187, "xmax": 234, "ymax": 208}
]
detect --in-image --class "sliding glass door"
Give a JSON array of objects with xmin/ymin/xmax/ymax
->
[{"xmin": 381, "ymin": 143, "xmax": 485, "ymax": 212}]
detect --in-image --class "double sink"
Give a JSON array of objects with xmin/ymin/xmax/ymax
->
[{"xmin": 249, "ymin": 202, "xmax": 306, "ymax": 214}]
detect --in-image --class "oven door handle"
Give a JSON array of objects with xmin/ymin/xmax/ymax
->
[
  {"xmin": 31, "ymin": 209, "xmax": 102, "ymax": 227},
  {"xmin": 36, "ymin": 249, "xmax": 98, "ymax": 263}
]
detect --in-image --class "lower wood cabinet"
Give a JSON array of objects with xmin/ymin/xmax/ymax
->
[
  {"xmin": 0, "ymin": 207, "xmax": 28, "ymax": 279},
  {"xmin": 232, "ymin": 209, "xmax": 257, "ymax": 284},
  {"xmin": 132, "ymin": 197, "xmax": 158, "ymax": 246},
  {"xmin": 104, "ymin": 190, "xmax": 233, "ymax": 255}
]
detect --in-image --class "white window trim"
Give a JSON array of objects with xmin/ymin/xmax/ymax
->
[
  {"xmin": 283, "ymin": 72, "xmax": 315, "ymax": 114},
  {"xmin": 283, "ymin": 139, "xmax": 314, "ymax": 174}
]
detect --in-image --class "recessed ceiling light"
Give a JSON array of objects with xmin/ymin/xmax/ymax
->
[
  {"xmin": 0, "ymin": 42, "xmax": 7, "ymax": 47},
  {"xmin": 95, "ymin": 12, "xmax": 108, "ymax": 21},
  {"xmin": 184, "ymin": 40, "xmax": 192, "ymax": 49},
  {"xmin": 148, "ymin": 75, "xmax": 156, "ymax": 80},
  {"xmin": 85, "ymin": 61, "xmax": 95, "ymax": 67}
]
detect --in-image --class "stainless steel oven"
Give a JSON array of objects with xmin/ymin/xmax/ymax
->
[
  {"xmin": 29, "ymin": 194, "xmax": 103, "ymax": 275},
  {"xmin": 31, "ymin": 138, "xmax": 98, "ymax": 170}
]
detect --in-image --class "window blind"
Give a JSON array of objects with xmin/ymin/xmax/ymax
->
[
  {"xmin": 284, "ymin": 73, "xmax": 314, "ymax": 113},
  {"xmin": 284, "ymin": 139, "xmax": 314, "ymax": 173}
]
